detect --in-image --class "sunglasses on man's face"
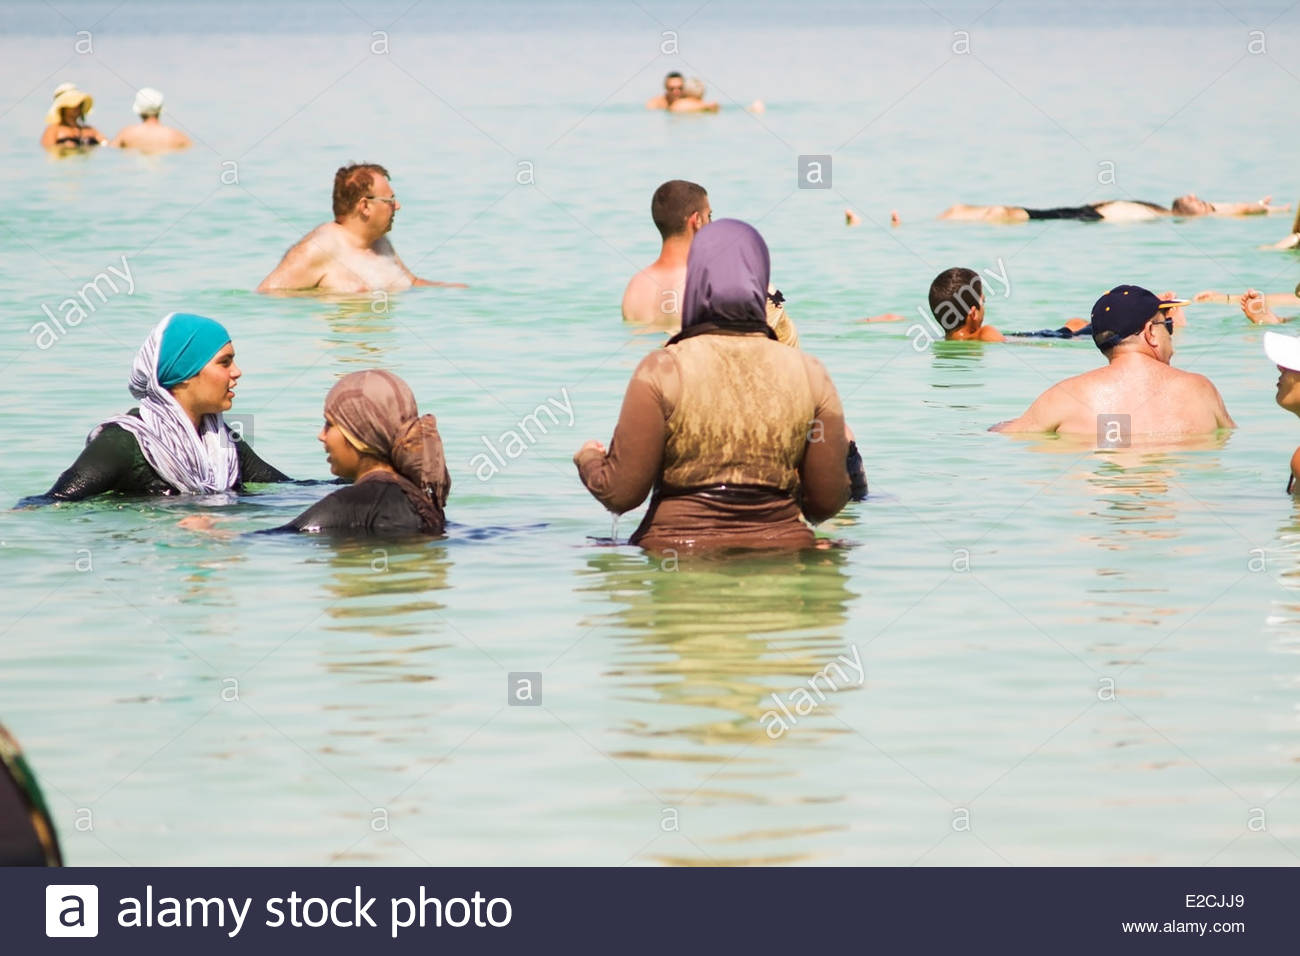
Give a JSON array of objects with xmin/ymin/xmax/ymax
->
[{"xmin": 1152, "ymin": 315, "xmax": 1174, "ymax": 335}]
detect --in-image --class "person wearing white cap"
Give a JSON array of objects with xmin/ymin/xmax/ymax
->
[
  {"xmin": 39, "ymin": 82, "xmax": 105, "ymax": 150},
  {"xmin": 109, "ymin": 87, "xmax": 191, "ymax": 153},
  {"xmin": 1263, "ymin": 331, "xmax": 1300, "ymax": 492}
]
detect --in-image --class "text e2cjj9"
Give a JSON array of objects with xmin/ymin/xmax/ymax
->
[{"xmin": 1185, "ymin": 894, "xmax": 1244, "ymax": 909}]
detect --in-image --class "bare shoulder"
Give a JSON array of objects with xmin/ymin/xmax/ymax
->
[{"xmin": 1171, "ymin": 367, "xmax": 1220, "ymax": 393}]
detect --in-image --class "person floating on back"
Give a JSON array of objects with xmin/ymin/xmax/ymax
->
[
  {"xmin": 257, "ymin": 163, "xmax": 465, "ymax": 294},
  {"xmin": 937, "ymin": 195, "xmax": 1289, "ymax": 223},
  {"xmin": 109, "ymin": 88, "xmax": 192, "ymax": 153},
  {"xmin": 992, "ymin": 285, "xmax": 1234, "ymax": 440}
]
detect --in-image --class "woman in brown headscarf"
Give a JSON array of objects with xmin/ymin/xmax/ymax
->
[
  {"xmin": 277, "ymin": 369, "xmax": 450, "ymax": 535},
  {"xmin": 574, "ymin": 219, "xmax": 853, "ymax": 550}
]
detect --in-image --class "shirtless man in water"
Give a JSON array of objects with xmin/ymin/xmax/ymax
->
[
  {"xmin": 257, "ymin": 163, "xmax": 464, "ymax": 293},
  {"xmin": 109, "ymin": 88, "xmax": 191, "ymax": 153},
  {"xmin": 622, "ymin": 179, "xmax": 710, "ymax": 325},
  {"xmin": 993, "ymin": 285, "xmax": 1234, "ymax": 439},
  {"xmin": 939, "ymin": 194, "xmax": 1289, "ymax": 223},
  {"xmin": 622, "ymin": 179, "xmax": 796, "ymax": 342}
]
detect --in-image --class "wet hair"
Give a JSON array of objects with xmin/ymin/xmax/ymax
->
[
  {"xmin": 651, "ymin": 180, "xmax": 708, "ymax": 239},
  {"xmin": 1170, "ymin": 195, "xmax": 1210, "ymax": 216},
  {"xmin": 333, "ymin": 162, "xmax": 391, "ymax": 219},
  {"xmin": 664, "ymin": 71, "xmax": 684, "ymax": 84},
  {"xmin": 684, "ymin": 77, "xmax": 705, "ymax": 98},
  {"xmin": 928, "ymin": 267, "xmax": 983, "ymax": 333}
]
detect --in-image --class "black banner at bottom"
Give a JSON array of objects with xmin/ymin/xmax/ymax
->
[{"xmin": 2, "ymin": 867, "xmax": 1289, "ymax": 953}]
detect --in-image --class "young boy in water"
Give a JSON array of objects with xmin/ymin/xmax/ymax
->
[
  {"xmin": 862, "ymin": 267, "xmax": 1089, "ymax": 341},
  {"xmin": 927, "ymin": 267, "xmax": 1006, "ymax": 341}
]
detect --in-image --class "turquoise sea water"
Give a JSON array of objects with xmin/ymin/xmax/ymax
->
[{"xmin": 3, "ymin": 0, "xmax": 1300, "ymax": 865}]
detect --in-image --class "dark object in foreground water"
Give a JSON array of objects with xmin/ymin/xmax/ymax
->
[
  {"xmin": 846, "ymin": 440, "xmax": 868, "ymax": 500},
  {"xmin": 0, "ymin": 723, "xmax": 62, "ymax": 866}
]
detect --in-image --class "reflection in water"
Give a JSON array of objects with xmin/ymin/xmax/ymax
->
[
  {"xmin": 319, "ymin": 297, "xmax": 399, "ymax": 366},
  {"xmin": 314, "ymin": 538, "xmax": 453, "ymax": 682},
  {"xmin": 577, "ymin": 548, "xmax": 858, "ymax": 862},
  {"xmin": 927, "ymin": 340, "xmax": 988, "ymax": 408},
  {"xmin": 1036, "ymin": 444, "xmax": 1229, "ymax": 634},
  {"xmin": 1268, "ymin": 505, "xmax": 1300, "ymax": 626}
]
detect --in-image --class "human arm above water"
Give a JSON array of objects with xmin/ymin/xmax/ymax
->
[
  {"xmin": 798, "ymin": 356, "xmax": 851, "ymax": 523},
  {"xmin": 256, "ymin": 232, "xmax": 332, "ymax": 291},
  {"xmin": 573, "ymin": 350, "xmax": 672, "ymax": 514}
]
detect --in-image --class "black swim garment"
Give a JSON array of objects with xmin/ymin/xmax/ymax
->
[
  {"xmin": 1004, "ymin": 325, "xmax": 1092, "ymax": 339},
  {"xmin": 1023, "ymin": 205, "xmax": 1105, "ymax": 222},
  {"xmin": 264, "ymin": 472, "xmax": 446, "ymax": 536},
  {"xmin": 23, "ymin": 409, "xmax": 288, "ymax": 504}
]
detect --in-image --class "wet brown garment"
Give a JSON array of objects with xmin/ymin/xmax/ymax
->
[{"xmin": 576, "ymin": 331, "xmax": 849, "ymax": 550}]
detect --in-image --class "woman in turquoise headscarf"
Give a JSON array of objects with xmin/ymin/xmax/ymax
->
[{"xmin": 28, "ymin": 312, "xmax": 289, "ymax": 502}]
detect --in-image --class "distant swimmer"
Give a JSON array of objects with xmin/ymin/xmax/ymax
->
[
  {"xmin": 992, "ymin": 285, "xmax": 1234, "ymax": 440},
  {"xmin": 646, "ymin": 72, "xmax": 718, "ymax": 112},
  {"xmin": 622, "ymin": 179, "xmax": 798, "ymax": 344},
  {"xmin": 109, "ymin": 88, "xmax": 191, "ymax": 153},
  {"xmin": 861, "ymin": 267, "xmax": 1089, "ymax": 341},
  {"xmin": 24, "ymin": 313, "xmax": 288, "ymax": 504},
  {"xmin": 268, "ymin": 370, "xmax": 450, "ymax": 535},
  {"xmin": 257, "ymin": 162, "xmax": 466, "ymax": 294},
  {"xmin": 939, "ymin": 194, "xmax": 1290, "ymax": 223},
  {"xmin": 39, "ymin": 83, "xmax": 105, "ymax": 151},
  {"xmin": 1262, "ymin": 331, "xmax": 1300, "ymax": 493},
  {"xmin": 577, "ymin": 219, "xmax": 853, "ymax": 550}
]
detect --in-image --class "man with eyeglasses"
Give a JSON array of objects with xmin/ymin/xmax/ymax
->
[
  {"xmin": 257, "ymin": 162, "xmax": 464, "ymax": 293},
  {"xmin": 992, "ymin": 285, "xmax": 1234, "ymax": 439}
]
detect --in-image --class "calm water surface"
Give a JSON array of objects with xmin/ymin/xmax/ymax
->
[{"xmin": 2, "ymin": 0, "xmax": 1299, "ymax": 865}]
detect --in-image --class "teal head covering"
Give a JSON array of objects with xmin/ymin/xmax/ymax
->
[{"xmin": 156, "ymin": 313, "xmax": 231, "ymax": 388}]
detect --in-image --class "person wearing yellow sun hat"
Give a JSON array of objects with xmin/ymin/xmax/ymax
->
[{"xmin": 40, "ymin": 82, "xmax": 105, "ymax": 151}]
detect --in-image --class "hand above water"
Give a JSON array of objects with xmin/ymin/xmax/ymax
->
[
  {"xmin": 574, "ymin": 440, "xmax": 607, "ymax": 465},
  {"xmin": 1241, "ymin": 289, "xmax": 1285, "ymax": 325}
]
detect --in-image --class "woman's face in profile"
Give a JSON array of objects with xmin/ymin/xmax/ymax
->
[{"xmin": 1275, "ymin": 366, "xmax": 1300, "ymax": 415}]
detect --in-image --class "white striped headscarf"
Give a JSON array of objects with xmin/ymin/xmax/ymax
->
[{"xmin": 89, "ymin": 313, "xmax": 241, "ymax": 494}]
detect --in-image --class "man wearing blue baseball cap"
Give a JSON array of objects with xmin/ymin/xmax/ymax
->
[{"xmin": 992, "ymin": 285, "xmax": 1235, "ymax": 440}]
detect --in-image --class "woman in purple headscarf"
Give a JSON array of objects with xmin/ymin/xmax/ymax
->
[{"xmin": 574, "ymin": 219, "xmax": 853, "ymax": 550}]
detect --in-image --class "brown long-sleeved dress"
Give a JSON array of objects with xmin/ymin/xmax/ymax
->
[{"xmin": 576, "ymin": 330, "xmax": 850, "ymax": 550}]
